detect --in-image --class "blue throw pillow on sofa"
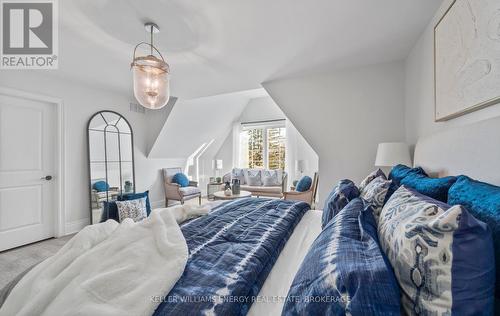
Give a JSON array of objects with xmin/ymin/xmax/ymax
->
[
  {"xmin": 101, "ymin": 191, "xmax": 151, "ymax": 222},
  {"xmin": 448, "ymin": 175, "xmax": 500, "ymax": 303},
  {"xmin": 283, "ymin": 198, "xmax": 401, "ymax": 315},
  {"xmin": 93, "ymin": 180, "xmax": 109, "ymax": 192},
  {"xmin": 296, "ymin": 176, "xmax": 312, "ymax": 192},
  {"xmin": 172, "ymin": 172, "xmax": 189, "ymax": 187},
  {"xmin": 400, "ymin": 173, "xmax": 456, "ymax": 202},
  {"xmin": 322, "ymin": 179, "xmax": 359, "ymax": 228}
]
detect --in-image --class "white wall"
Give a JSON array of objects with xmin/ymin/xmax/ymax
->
[
  {"xmin": 264, "ymin": 61, "xmax": 406, "ymax": 206},
  {"xmin": 0, "ymin": 72, "xmax": 182, "ymax": 233},
  {"xmin": 405, "ymin": 0, "xmax": 500, "ymax": 146}
]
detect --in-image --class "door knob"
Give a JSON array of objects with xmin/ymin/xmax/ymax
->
[{"xmin": 41, "ymin": 175, "xmax": 53, "ymax": 181}]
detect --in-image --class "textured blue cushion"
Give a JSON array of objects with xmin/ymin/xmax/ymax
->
[
  {"xmin": 283, "ymin": 198, "xmax": 401, "ymax": 315},
  {"xmin": 101, "ymin": 191, "xmax": 152, "ymax": 222},
  {"xmin": 296, "ymin": 176, "xmax": 312, "ymax": 192},
  {"xmin": 93, "ymin": 180, "xmax": 109, "ymax": 192},
  {"xmin": 321, "ymin": 179, "xmax": 360, "ymax": 228},
  {"xmin": 385, "ymin": 164, "xmax": 426, "ymax": 202},
  {"xmin": 118, "ymin": 191, "xmax": 151, "ymax": 215},
  {"xmin": 400, "ymin": 173, "xmax": 456, "ymax": 202},
  {"xmin": 448, "ymin": 175, "xmax": 500, "ymax": 301},
  {"xmin": 380, "ymin": 185, "xmax": 494, "ymax": 315},
  {"xmin": 172, "ymin": 172, "xmax": 189, "ymax": 187}
]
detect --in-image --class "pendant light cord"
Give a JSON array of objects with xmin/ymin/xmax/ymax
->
[{"xmin": 150, "ymin": 25, "xmax": 154, "ymax": 56}]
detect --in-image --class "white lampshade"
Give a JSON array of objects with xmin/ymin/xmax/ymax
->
[
  {"xmin": 375, "ymin": 142, "xmax": 412, "ymax": 167},
  {"xmin": 215, "ymin": 159, "xmax": 223, "ymax": 170},
  {"xmin": 295, "ymin": 160, "xmax": 307, "ymax": 173}
]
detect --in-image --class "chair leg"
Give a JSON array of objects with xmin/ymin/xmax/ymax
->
[
  {"xmin": 165, "ymin": 198, "xmax": 168, "ymax": 207},
  {"xmin": 199, "ymin": 195, "xmax": 202, "ymax": 205},
  {"xmin": 181, "ymin": 200, "xmax": 184, "ymax": 205}
]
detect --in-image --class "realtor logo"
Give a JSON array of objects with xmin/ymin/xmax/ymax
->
[{"xmin": 1, "ymin": 0, "xmax": 58, "ymax": 69}]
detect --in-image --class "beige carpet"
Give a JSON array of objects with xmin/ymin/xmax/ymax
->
[{"xmin": 0, "ymin": 235, "xmax": 73, "ymax": 289}]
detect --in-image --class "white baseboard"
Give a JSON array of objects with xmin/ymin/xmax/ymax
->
[{"xmin": 65, "ymin": 218, "xmax": 90, "ymax": 235}]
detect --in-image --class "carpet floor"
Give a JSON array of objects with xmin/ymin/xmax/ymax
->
[{"xmin": 0, "ymin": 235, "xmax": 73, "ymax": 289}]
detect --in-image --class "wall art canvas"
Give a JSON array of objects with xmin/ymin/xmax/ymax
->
[{"xmin": 434, "ymin": 0, "xmax": 500, "ymax": 121}]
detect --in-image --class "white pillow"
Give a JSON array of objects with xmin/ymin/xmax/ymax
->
[
  {"xmin": 231, "ymin": 168, "xmax": 246, "ymax": 184},
  {"xmin": 245, "ymin": 169, "xmax": 262, "ymax": 186},
  {"xmin": 116, "ymin": 197, "xmax": 147, "ymax": 222},
  {"xmin": 261, "ymin": 170, "xmax": 281, "ymax": 186}
]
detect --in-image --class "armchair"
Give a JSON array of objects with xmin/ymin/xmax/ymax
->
[
  {"xmin": 283, "ymin": 172, "xmax": 319, "ymax": 207},
  {"xmin": 162, "ymin": 168, "xmax": 202, "ymax": 206}
]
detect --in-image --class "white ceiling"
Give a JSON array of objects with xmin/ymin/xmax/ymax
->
[{"xmin": 56, "ymin": 0, "xmax": 442, "ymax": 99}]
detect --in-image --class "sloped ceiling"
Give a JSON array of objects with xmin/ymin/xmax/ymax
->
[
  {"xmin": 13, "ymin": 0, "xmax": 442, "ymax": 100},
  {"xmin": 148, "ymin": 89, "xmax": 267, "ymax": 159}
]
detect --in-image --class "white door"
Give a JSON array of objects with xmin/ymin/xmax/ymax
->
[{"xmin": 0, "ymin": 93, "xmax": 56, "ymax": 251}]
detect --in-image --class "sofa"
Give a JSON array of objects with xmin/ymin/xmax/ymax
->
[{"xmin": 223, "ymin": 168, "xmax": 287, "ymax": 198}]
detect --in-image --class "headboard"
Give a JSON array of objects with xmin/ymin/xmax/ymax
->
[{"xmin": 414, "ymin": 116, "xmax": 500, "ymax": 186}]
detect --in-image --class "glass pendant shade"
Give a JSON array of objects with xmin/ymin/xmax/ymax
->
[{"xmin": 131, "ymin": 55, "xmax": 170, "ymax": 109}]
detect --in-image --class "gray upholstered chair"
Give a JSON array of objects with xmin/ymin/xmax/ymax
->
[
  {"xmin": 283, "ymin": 172, "xmax": 319, "ymax": 207},
  {"xmin": 162, "ymin": 168, "xmax": 201, "ymax": 206}
]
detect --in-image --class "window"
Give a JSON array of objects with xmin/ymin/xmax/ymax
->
[{"xmin": 239, "ymin": 122, "xmax": 286, "ymax": 170}]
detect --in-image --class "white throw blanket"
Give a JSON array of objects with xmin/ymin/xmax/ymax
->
[{"xmin": 0, "ymin": 208, "xmax": 191, "ymax": 316}]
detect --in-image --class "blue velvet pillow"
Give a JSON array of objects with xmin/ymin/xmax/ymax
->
[
  {"xmin": 100, "ymin": 191, "xmax": 152, "ymax": 222},
  {"xmin": 93, "ymin": 180, "xmax": 109, "ymax": 192},
  {"xmin": 172, "ymin": 172, "xmax": 189, "ymax": 187},
  {"xmin": 385, "ymin": 164, "xmax": 426, "ymax": 202},
  {"xmin": 296, "ymin": 176, "xmax": 312, "ymax": 192},
  {"xmin": 322, "ymin": 179, "xmax": 360, "ymax": 228},
  {"xmin": 118, "ymin": 191, "xmax": 151, "ymax": 215},
  {"xmin": 283, "ymin": 198, "xmax": 401, "ymax": 315},
  {"xmin": 400, "ymin": 173, "xmax": 456, "ymax": 202},
  {"xmin": 448, "ymin": 175, "xmax": 500, "ymax": 302}
]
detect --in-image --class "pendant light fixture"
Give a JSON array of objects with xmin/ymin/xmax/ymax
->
[{"xmin": 131, "ymin": 22, "xmax": 170, "ymax": 110}]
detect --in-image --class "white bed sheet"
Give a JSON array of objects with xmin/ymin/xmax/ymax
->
[{"xmin": 248, "ymin": 209, "xmax": 322, "ymax": 316}]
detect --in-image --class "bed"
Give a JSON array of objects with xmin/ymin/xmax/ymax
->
[{"xmin": 2, "ymin": 116, "xmax": 500, "ymax": 316}]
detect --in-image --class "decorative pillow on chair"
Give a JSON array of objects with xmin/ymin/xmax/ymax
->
[
  {"xmin": 245, "ymin": 169, "xmax": 262, "ymax": 186},
  {"xmin": 116, "ymin": 197, "xmax": 148, "ymax": 222},
  {"xmin": 93, "ymin": 180, "xmax": 109, "ymax": 192},
  {"xmin": 359, "ymin": 169, "xmax": 386, "ymax": 191},
  {"xmin": 284, "ymin": 198, "xmax": 401, "ymax": 315},
  {"xmin": 448, "ymin": 175, "xmax": 500, "ymax": 303},
  {"xmin": 322, "ymin": 179, "xmax": 359, "ymax": 228},
  {"xmin": 296, "ymin": 176, "xmax": 312, "ymax": 192},
  {"xmin": 172, "ymin": 172, "xmax": 189, "ymax": 187},
  {"xmin": 400, "ymin": 173, "xmax": 456, "ymax": 202},
  {"xmin": 379, "ymin": 185, "xmax": 495, "ymax": 315},
  {"xmin": 261, "ymin": 170, "xmax": 280, "ymax": 186},
  {"xmin": 231, "ymin": 168, "xmax": 246, "ymax": 184},
  {"xmin": 360, "ymin": 176, "xmax": 391, "ymax": 219}
]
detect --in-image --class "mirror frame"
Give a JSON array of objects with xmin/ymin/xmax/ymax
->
[{"xmin": 86, "ymin": 110, "xmax": 136, "ymax": 222}]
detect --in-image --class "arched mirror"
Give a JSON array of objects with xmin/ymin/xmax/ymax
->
[{"xmin": 87, "ymin": 111, "xmax": 135, "ymax": 224}]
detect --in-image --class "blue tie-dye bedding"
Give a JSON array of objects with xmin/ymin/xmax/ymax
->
[{"xmin": 153, "ymin": 197, "xmax": 310, "ymax": 316}]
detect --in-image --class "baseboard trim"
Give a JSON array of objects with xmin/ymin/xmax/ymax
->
[{"xmin": 65, "ymin": 218, "xmax": 89, "ymax": 235}]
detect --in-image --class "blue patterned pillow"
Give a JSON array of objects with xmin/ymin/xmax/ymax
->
[
  {"xmin": 321, "ymin": 179, "xmax": 359, "ymax": 228},
  {"xmin": 172, "ymin": 172, "xmax": 189, "ymax": 187},
  {"xmin": 448, "ymin": 175, "xmax": 500, "ymax": 302},
  {"xmin": 379, "ymin": 185, "xmax": 494, "ymax": 315},
  {"xmin": 385, "ymin": 164, "xmax": 426, "ymax": 202},
  {"xmin": 359, "ymin": 168, "xmax": 386, "ymax": 191},
  {"xmin": 101, "ymin": 191, "xmax": 152, "ymax": 222},
  {"xmin": 400, "ymin": 173, "xmax": 456, "ymax": 202},
  {"xmin": 296, "ymin": 176, "xmax": 312, "ymax": 192},
  {"xmin": 360, "ymin": 176, "xmax": 391, "ymax": 219},
  {"xmin": 283, "ymin": 198, "xmax": 401, "ymax": 316},
  {"xmin": 118, "ymin": 191, "xmax": 151, "ymax": 215}
]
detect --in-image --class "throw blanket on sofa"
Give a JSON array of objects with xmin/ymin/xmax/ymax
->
[
  {"xmin": 153, "ymin": 198, "xmax": 310, "ymax": 316},
  {"xmin": 0, "ymin": 209, "xmax": 188, "ymax": 316}
]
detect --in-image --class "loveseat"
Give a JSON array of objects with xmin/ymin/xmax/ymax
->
[{"xmin": 223, "ymin": 168, "xmax": 287, "ymax": 198}]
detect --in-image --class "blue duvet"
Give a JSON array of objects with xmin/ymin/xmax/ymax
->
[{"xmin": 153, "ymin": 197, "xmax": 310, "ymax": 316}]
